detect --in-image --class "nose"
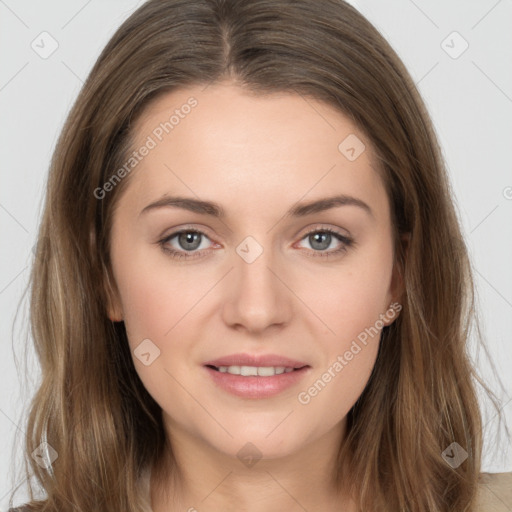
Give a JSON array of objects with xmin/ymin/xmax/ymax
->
[{"xmin": 221, "ymin": 241, "xmax": 294, "ymax": 334}]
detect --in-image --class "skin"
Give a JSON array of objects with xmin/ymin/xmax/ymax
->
[{"xmin": 107, "ymin": 81, "xmax": 404, "ymax": 511}]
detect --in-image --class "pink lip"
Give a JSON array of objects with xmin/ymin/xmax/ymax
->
[
  {"xmin": 203, "ymin": 365, "xmax": 311, "ymax": 399},
  {"xmin": 202, "ymin": 353, "xmax": 311, "ymax": 399},
  {"xmin": 203, "ymin": 353, "xmax": 309, "ymax": 369}
]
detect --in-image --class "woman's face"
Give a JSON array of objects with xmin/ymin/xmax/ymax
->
[{"xmin": 107, "ymin": 81, "xmax": 402, "ymax": 462}]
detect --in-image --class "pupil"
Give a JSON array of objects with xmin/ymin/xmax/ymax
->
[
  {"xmin": 179, "ymin": 232, "xmax": 201, "ymax": 251},
  {"xmin": 310, "ymin": 232, "xmax": 330, "ymax": 250}
]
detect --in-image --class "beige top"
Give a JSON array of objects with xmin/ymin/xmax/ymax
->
[
  {"xmin": 475, "ymin": 472, "xmax": 512, "ymax": 511},
  {"xmin": 139, "ymin": 470, "xmax": 512, "ymax": 511}
]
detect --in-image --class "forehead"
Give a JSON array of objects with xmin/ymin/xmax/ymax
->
[{"xmin": 123, "ymin": 82, "xmax": 389, "ymax": 222}]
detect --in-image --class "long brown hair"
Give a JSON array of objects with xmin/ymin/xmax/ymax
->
[{"xmin": 9, "ymin": 0, "xmax": 507, "ymax": 510}]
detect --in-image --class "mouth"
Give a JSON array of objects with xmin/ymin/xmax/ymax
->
[
  {"xmin": 204, "ymin": 364, "xmax": 308, "ymax": 376},
  {"xmin": 202, "ymin": 358, "xmax": 311, "ymax": 399}
]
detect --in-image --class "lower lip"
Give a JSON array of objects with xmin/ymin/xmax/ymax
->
[{"xmin": 203, "ymin": 365, "xmax": 311, "ymax": 399}]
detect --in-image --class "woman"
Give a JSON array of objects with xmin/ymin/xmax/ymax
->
[{"xmin": 8, "ymin": 0, "xmax": 511, "ymax": 510}]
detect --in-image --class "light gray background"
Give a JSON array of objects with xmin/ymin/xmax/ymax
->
[{"xmin": 1, "ymin": 0, "xmax": 511, "ymax": 508}]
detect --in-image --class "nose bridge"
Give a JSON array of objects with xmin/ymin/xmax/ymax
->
[{"xmin": 222, "ymin": 234, "xmax": 292, "ymax": 331}]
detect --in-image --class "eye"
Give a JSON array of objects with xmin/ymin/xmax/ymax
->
[
  {"xmin": 158, "ymin": 226, "xmax": 354, "ymax": 261},
  {"xmin": 295, "ymin": 227, "xmax": 354, "ymax": 258},
  {"xmin": 159, "ymin": 229, "xmax": 214, "ymax": 260}
]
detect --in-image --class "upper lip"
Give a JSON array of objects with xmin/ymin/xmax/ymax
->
[{"xmin": 203, "ymin": 353, "xmax": 309, "ymax": 369}]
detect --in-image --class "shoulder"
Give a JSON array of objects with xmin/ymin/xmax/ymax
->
[{"xmin": 475, "ymin": 472, "xmax": 512, "ymax": 511}]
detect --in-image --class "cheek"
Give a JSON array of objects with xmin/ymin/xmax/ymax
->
[
  {"xmin": 293, "ymin": 245, "xmax": 392, "ymax": 409},
  {"xmin": 113, "ymin": 246, "xmax": 213, "ymax": 343},
  {"xmin": 296, "ymin": 277, "xmax": 384, "ymax": 423},
  {"xmin": 112, "ymin": 258, "xmax": 201, "ymax": 416},
  {"xmin": 297, "ymin": 252, "xmax": 393, "ymax": 344}
]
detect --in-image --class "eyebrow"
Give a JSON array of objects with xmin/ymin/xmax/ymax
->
[{"xmin": 139, "ymin": 194, "xmax": 374, "ymax": 219}]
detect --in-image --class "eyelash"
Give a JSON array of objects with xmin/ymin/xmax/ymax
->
[{"xmin": 158, "ymin": 226, "xmax": 354, "ymax": 261}]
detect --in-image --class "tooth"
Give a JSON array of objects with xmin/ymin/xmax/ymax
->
[
  {"xmin": 220, "ymin": 365, "xmax": 296, "ymax": 376},
  {"xmin": 241, "ymin": 366, "xmax": 258, "ymax": 376},
  {"xmin": 257, "ymin": 366, "xmax": 276, "ymax": 377},
  {"xmin": 228, "ymin": 365, "xmax": 241, "ymax": 375}
]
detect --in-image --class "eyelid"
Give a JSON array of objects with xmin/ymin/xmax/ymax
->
[
  {"xmin": 158, "ymin": 223, "xmax": 350, "ymax": 244},
  {"xmin": 297, "ymin": 223, "xmax": 351, "ymax": 240},
  {"xmin": 158, "ymin": 223, "xmax": 216, "ymax": 242}
]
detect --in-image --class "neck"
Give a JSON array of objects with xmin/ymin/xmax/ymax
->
[{"xmin": 149, "ymin": 419, "xmax": 357, "ymax": 512}]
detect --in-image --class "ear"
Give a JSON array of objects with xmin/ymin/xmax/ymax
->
[
  {"xmin": 90, "ymin": 227, "xmax": 124, "ymax": 322},
  {"xmin": 104, "ymin": 265, "xmax": 124, "ymax": 322},
  {"xmin": 383, "ymin": 232, "xmax": 409, "ymax": 326}
]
